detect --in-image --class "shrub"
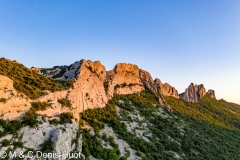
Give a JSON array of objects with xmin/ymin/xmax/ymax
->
[
  {"xmin": 58, "ymin": 98, "xmax": 72, "ymax": 109},
  {"xmin": 0, "ymin": 98, "xmax": 7, "ymax": 103},
  {"xmin": 40, "ymin": 138, "xmax": 54, "ymax": 152},
  {"xmin": 22, "ymin": 108, "xmax": 38, "ymax": 127},
  {"xmin": 0, "ymin": 119, "xmax": 22, "ymax": 135},
  {"xmin": 5, "ymin": 120, "xmax": 22, "ymax": 134},
  {"xmin": 60, "ymin": 112, "xmax": 73, "ymax": 124},
  {"xmin": 31, "ymin": 101, "xmax": 50, "ymax": 111},
  {"xmin": 1, "ymin": 139, "xmax": 11, "ymax": 146},
  {"xmin": 12, "ymin": 141, "xmax": 24, "ymax": 149},
  {"xmin": 49, "ymin": 119, "xmax": 59, "ymax": 126}
]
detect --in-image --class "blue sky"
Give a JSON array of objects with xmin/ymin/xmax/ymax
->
[{"xmin": 0, "ymin": 1, "xmax": 240, "ymax": 104}]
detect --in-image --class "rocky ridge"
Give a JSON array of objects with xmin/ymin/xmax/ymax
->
[
  {"xmin": 1, "ymin": 59, "xmax": 217, "ymax": 121},
  {"xmin": 0, "ymin": 58, "xmax": 221, "ymax": 160}
]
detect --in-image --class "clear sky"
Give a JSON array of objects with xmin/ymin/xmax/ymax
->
[{"xmin": 0, "ymin": 1, "xmax": 240, "ymax": 104}]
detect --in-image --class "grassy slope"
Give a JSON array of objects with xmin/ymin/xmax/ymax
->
[
  {"xmin": 0, "ymin": 58, "xmax": 74, "ymax": 99},
  {"xmin": 165, "ymin": 95, "xmax": 240, "ymax": 130},
  {"xmin": 79, "ymin": 91, "xmax": 240, "ymax": 160}
]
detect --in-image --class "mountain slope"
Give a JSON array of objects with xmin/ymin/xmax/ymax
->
[
  {"xmin": 79, "ymin": 91, "xmax": 240, "ymax": 160},
  {"xmin": 0, "ymin": 57, "xmax": 239, "ymax": 160},
  {"xmin": 165, "ymin": 96, "xmax": 240, "ymax": 129},
  {"xmin": 0, "ymin": 58, "xmax": 74, "ymax": 100}
]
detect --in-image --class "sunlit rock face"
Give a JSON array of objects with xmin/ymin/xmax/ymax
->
[
  {"xmin": 180, "ymin": 83, "xmax": 216, "ymax": 102},
  {"xmin": 106, "ymin": 63, "xmax": 145, "ymax": 97},
  {"xmin": 1, "ymin": 59, "xmax": 217, "ymax": 120},
  {"xmin": 32, "ymin": 60, "xmax": 216, "ymax": 119},
  {"xmin": 179, "ymin": 83, "xmax": 201, "ymax": 102},
  {"xmin": 154, "ymin": 78, "xmax": 179, "ymax": 99},
  {"xmin": 67, "ymin": 60, "xmax": 108, "ymax": 119},
  {"xmin": 139, "ymin": 69, "xmax": 158, "ymax": 94},
  {"xmin": 0, "ymin": 75, "xmax": 31, "ymax": 120},
  {"xmin": 37, "ymin": 61, "xmax": 146, "ymax": 120}
]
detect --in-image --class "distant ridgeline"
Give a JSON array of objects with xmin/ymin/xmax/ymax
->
[{"xmin": 0, "ymin": 57, "xmax": 239, "ymax": 159}]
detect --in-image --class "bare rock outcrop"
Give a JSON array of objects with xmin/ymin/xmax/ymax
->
[
  {"xmin": 180, "ymin": 83, "xmax": 216, "ymax": 102},
  {"xmin": 38, "ymin": 60, "xmax": 108, "ymax": 120},
  {"xmin": 68, "ymin": 60, "xmax": 108, "ymax": 116},
  {"xmin": 154, "ymin": 78, "xmax": 179, "ymax": 99},
  {"xmin": 197, "ymin": 84, "xmax": 206, "ymax": 98},
  {"xmin": 20, "ymin": 121, "xmax": 82, "ymax": 160},
  {"xmin": 36, "ymin": 90, "xmax": 71, "ymax": 117},
  {"xmin": 207, "ymin": 89, "xmax": 216, "ymax": 99},
  {"xmin": 106, "ymin": 63, "xmax": 145, "ymax": 97},
  {"xmin": 1, "ymin": 59, "xmax": 179, "ymax": 120},
  {"xmin": 35, "ymin": 62, "xmax": 146, "ymax": 120},
  {"xmin": 0, "ymin": 75, "xmax": 31, "ymax": 120},
  {"xmin": 139, "ymin": 69, "xmax": 157, "ymax": 94},
  {"xmin": 180, "ymin": 83, "xmax": 199, "ymax": 102}
]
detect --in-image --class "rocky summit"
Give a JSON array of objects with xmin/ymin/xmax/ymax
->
[{"xmin": 0, "ymin": 57, "xmax": 239, "ymax": 160}]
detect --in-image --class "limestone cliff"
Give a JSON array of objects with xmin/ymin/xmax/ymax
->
[
  {"xmin": 37, "ymin": 60, "xmax": 108, "ymax": 120},
  {"xmin": 106, "ymin": 63, "xmax": 145, "ymax": 97},
  {"xmin": 154, "ymin": 78, "xmax": 179, "ymax": 99},
  {"xmin": 180, "ymin": 83, "xmax": 216, "ymax": 102},
  {"xmin": 139, "ymin": 69, "xmax": 157, "ymax": 94},
  {"xmin": 0, "ymin": 75, "xmax": 31, "ymax": 120},
  {"xmin": 0, "ymin": 58, "xmax": 217, "ymax": 120}
]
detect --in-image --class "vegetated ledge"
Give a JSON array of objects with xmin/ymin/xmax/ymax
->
[
  {"xmin": 114, "ymin": 83, "xmax": 143, "ymax": 90},
  {"xmin": 0, "ymin": 57, "xmax": 75, "ymax": 100}
]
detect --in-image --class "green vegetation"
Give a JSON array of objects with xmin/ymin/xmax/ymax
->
[
  {"xmin": 22, "ymin": 107, "xmax": 38, "ymax": 127},
  {"xmin": 54, "ymin": 79, "xmax": 75, "ymax": 89},
  {"xmin": 79, "ymin": 102, "xmax": 117, "ymax": 132},
  {"xmin": 0, "ymin": 119, "xmax": 22, "ymax": 137},
  {"xmin": 51, "ymin": 66, "xmax": 68, "ymax": 79},
  {"xmin": 31, "ymin": 101, "xmax": 51, "ymax": 111},
  {"xmin": 114, "ymin": 83, "xmax": 140, "ymax": 90},
  {"xmin": 60, "ymin": 112, "xmax": 74, "ymax": 124},
  {"xmin": 40, "ymin": 138, "xmax": 54, "ymax": 152},
  {"xmin": 81, "ymin": 129, "xmax": 119, "ymax": 160},
  {"xmin": 0, "ymin": 98, "xmax": 7, "ymax": 103},
  {"xmin": 165, "ymin": 95, "xmax": 240, "ymax": 129},
  {"xmin": 49, "ymin": 119, "xmax": 59, "ymax": 126},
  {"xmin": 79, "ymin": 90, "xmax": 240, "ymax": 159},
  {"xmin": 1, "ymin": 139, "xmax": 11, "ymax": 146},
  {"xmin": 0, "ymin": 58, "xmax": 74, "ymax": 99},
  {"xmin": 58, "ymin": 98, "xmax": 72, "ymax": 109}
]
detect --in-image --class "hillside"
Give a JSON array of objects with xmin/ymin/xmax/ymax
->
[
  {"xmin": 79, "ymin": 91, "xmax": 240, "ymax": 160},
  {"xmin": 0, "ymin": 58, "xmax": 74, "ymax": 100},
  {"xmin": 0, "ymin": 58, "xmax": 239, "ymax": 160}
]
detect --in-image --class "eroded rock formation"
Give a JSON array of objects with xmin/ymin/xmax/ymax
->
[
  {"xmin": 106, "ymin": 63, "xmax": 145, "ymax": 97},
  {"xmin": 180, "ymin": 83, "xmax": 216, "ymax": 102},
  {"xmin": 207, "ymin": 89, "xmax": 216, "ymax": 99},
  {"xmin": 139, "ymin": 69, "xmax": 157, "ymax": 94},
  {"xmin": 154, "ymin": 78, "xmax": 179, "ymax": 99},
  {"xmin": 0, "ymin": 59, "xmax": 217, "ymax": 120},
  {"xmin": 0, "ymin": 75, "xmax": 31, "ymax": 120}
]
